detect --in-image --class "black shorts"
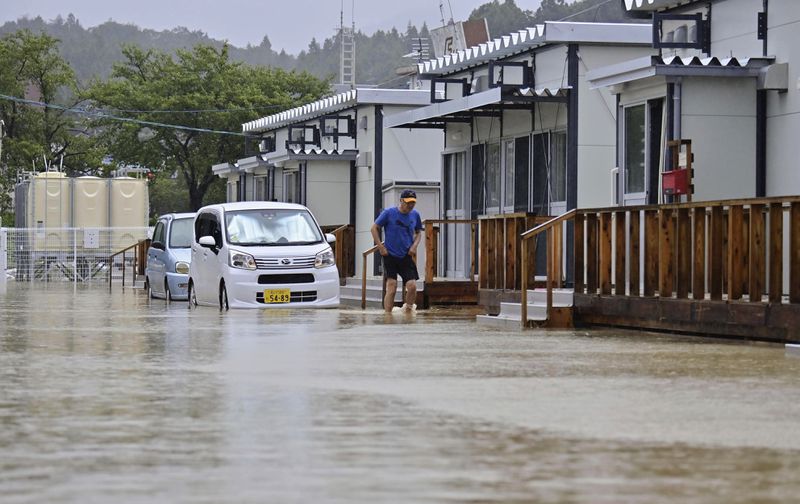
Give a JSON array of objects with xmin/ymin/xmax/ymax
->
[{"xmin": 382, "ymin": 254, "xmax": 419, "ymax": 282}]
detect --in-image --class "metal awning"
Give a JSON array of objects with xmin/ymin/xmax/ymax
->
[
  {"xmin": 211, "ymin": 162, "xmax": 239, "ymax": 177},
  {"xmin": 264, "ymin": 148, "xmax": 358, "ymax": 165},
  {"xmin": 237, "ymin": 155, "xmax": 269, "ymax": 173},
  {"xmin": 384, "ymin": 86, "xmax": 570, "ymax": 129},
  {"xmin": 587, "ymin": 55, "xmax": 775, "ymax": 89}
]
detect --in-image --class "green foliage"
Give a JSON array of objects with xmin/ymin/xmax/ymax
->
[
  {"xmin": 84, "ymin": 44, "xmax": 330, "ymax": 210},
  {"xmin": 0, "ymin": 29, "xmax": 104, "ymax": 215},
  {"xmin": 469, "ymin": 0, "xmax": 532, "ymax": 38}
]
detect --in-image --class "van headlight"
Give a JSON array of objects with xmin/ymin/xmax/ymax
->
[
  {"xmin": 229, "ymin": 250, "xmax": 256, "ymax": 270},
  {"xmin": 315, "ymin": 248, "xmax": 335, "ymax": 268},
  {"xmin": 174, "ymin": 261, "xmax": 190, "ymax": 274}
]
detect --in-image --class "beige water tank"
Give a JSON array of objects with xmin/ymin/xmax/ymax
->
[
  {"xmin": 109, "ymin": 177, "xmax": 149, "ymax": 251},
  {"xmin": 73, "ymin": 176, "xmax": 109, "ymax": 228},
  {"xmin": 28, "ymin": 172, "xmax": 71, "ymax": 250}
]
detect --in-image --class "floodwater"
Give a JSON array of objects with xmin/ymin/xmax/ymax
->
[{"xmin": 1, "ymin": 283, "xmax": 799, "ymax": 504}]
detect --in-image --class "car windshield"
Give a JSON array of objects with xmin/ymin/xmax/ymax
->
[
  {"xmin": 169, "ymin": 218, "xmax": 194, "ymax": 248},
  {"xmin": 225, "ymin": 209, "xmax": 323, "ymax": 246}
]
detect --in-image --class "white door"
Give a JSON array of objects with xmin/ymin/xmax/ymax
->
[{"xmin": 444, "ymin": 152, "xmax": 467, "ymax": 278}]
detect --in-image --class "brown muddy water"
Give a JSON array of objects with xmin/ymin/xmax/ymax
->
[{"xmin": 1, "ymin": 282, "xmax": 799, "ymax": 503}]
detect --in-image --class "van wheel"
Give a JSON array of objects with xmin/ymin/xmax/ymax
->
[
  {"xmin": 220, "ymin": 283, "xmax": 229, "ymax": 311},
  {"xmin": 188, "ymin": 281, "xmax": 198, "ymax": 309},
  {"xmin": 165, "ymin": 280, "xmax": 172, "ymax": 303}
]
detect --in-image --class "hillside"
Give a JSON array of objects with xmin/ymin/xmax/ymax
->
[{"xmin": 0, "ymin": 0, "xmax": 636, "ymax": 89}]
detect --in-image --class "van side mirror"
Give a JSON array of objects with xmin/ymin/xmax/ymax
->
[
  {"xmin": 150, "ymin": 241, "xmax": 165, "ymax": 251},
  {"xmin": 325, "ymin": 233, "xmax": 336, "ymax": 244},
  {"xmin": 198, "ymin": 235, "xmax": 217, "ymax": 248}
]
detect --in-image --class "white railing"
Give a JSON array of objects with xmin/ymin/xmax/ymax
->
[{"xmin": 1, "ymin": 226, "xmax": 150, "ymax": 284}]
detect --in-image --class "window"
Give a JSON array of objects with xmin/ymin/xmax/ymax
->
[
  {"xmin": 551, "ymin": 131, "xmax": 567, "ymax": 202},
  {"xmin": 486, "ymin": 142, "xmax": 501, "ymax": 211},
  {"xmin": 225, "ymin": 209, "xmax": 322, "ymax": 246},
  {"xmin": 503, "ymin": 140, "xmax": 515, "ymax": 209},
  {"xmin": 169, "ymin": 218, "xmax": 193, "ymax": 248},
  {"xmin": 255, "ymin": 177, "xmax": 267, "ymax": 201},
  {"xmin": 195, "ymin": 212, "xmax": 222, "ymax": 246},
  {"xmin": 625, "ymin": 104, "xmax": 646, "ymax": 195},
  {"xmin": 531, "ymin": 131, "xmax": 567, "ymax": 213},
  {"xmin": 152, "ymin": 221, "xmax": 166, "ymax": 247},
  {"xmin": 284, "ymin": 170, "xmax": 301, "ymax": 203},
  {"xmin": 227, "ymin": 180, "xmax": 239, "ymax": 202}
]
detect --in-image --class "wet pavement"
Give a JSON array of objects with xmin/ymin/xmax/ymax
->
[{"xmin": 1, "ymin": 282, "xmax": 800, "ymax": 503}]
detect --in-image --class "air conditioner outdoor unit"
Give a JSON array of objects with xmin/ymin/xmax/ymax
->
[
  {"xmin": 355, "ymin": 151, "xmax": 372, "ymax": 167},
  {"xmin": 470, "ymin": 74, "xmax": 488, "ymax": 94}
]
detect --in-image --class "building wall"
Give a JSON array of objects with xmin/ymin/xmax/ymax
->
[
  {"xmin": 764, "ymin": 1, "xmax": 800, "ymax": 196},
  {"xmin": 305, "ymin": 160, "xmax": 350, "ymax": 226},
  {"xmin": 578, "ymin": 45, "xmax": 655, "ymax": 208},
  {"xmin": 663, "ymin": 0, "xmax": 800, "ymax": 197},
  {"xmin": 355, "ymin": 105, "xmax": 377, "ymax": 276},
  {"xmin": 682, "ymin": 77, "xmax": 757, "ymax": 200}
]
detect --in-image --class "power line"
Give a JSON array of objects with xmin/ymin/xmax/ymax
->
[{"xmin": 0, "ymin": 93, "xmax": 261, "ymax": 137}]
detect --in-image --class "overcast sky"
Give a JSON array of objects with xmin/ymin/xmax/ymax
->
[{"xmin": 1, "ymin": 0, "xmax": 544, "ymax": 55}]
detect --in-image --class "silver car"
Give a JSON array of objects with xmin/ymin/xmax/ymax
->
[{"xmin": 145, "ymin": 212, "xmax": 195, "ymax": 301}]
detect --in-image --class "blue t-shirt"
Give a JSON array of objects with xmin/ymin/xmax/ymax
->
[{"xmin": 375, "ymin": 206, "xmax": 423, "ymax": 258}]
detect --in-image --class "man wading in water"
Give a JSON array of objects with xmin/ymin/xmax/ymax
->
[{"xmin": 370, "ymin": 189, "xmax": 423, "ymax": 313}]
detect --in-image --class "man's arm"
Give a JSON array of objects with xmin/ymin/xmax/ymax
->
[
  {"xmin": 370, "ymin": 223, "xmax": 388, "ymax": 256},
  {"xmin": 408, "ymin": 229, "xmax": 422, "ymax": 259}
]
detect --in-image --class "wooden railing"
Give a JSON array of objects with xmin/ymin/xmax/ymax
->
[
  {"xmin": 520, "ymin": 210, "xmax": 575, "ymax": 326},
  {"xmin": 108, "ymin": 238, "xmax": 151, "ymax": 291},
  {"xmin": 361, "ymin": 244, "xmax": 381, "ymax": 309},
  {"xmin": 325, "ymin": 224, "xmax": 355, "ymax": 282},
  {"xmin": 423, "ymin": 219, "xmax": 478, "ymax": 283},
  {"xmin": 479, "ymin": 213, "xmax": 551, "ymax": 291},
  {"xmin": 575, "ymin": 196, "xmax": 800, "ymax": 303}
]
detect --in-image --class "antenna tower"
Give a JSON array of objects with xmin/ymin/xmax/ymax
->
[{"xmin": 339, "ymin": 0, "xmax": 355, "ymax": 89}]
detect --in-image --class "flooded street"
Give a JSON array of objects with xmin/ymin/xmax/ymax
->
[{"xmin": 2, "ymin": 283, "xmax": 800, "ymax": 503}]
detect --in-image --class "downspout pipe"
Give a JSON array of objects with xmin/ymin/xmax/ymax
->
[
  {"xmin": 373, "ymin": 105, "xmax": 384, "ymax": 276},
  {"xmin": 756, "ymin": 0, "xmax": 768, "ymax": 197},
  {"xmin": 566, "ymin": 43, "xmax": 579, "ymax": 285}
]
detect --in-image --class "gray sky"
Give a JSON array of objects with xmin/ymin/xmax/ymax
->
[{"xmin": 1, "ymin": 0, "xmax": 544, "ymax": 55}]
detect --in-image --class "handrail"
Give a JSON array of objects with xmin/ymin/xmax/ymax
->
[
  {"xmin": 577, "ymin": 194, "xmax": 800, "ymax": 214},
  {"xmin": 361, "ymin": 243, "xmax": 381, "ymax": 309},
  {"xmin": 330, "ymin": 223, "xmax": 350, "ymax": 234},
  {"xmin": 108, "ymin": 238, "xmax": 151, "ymax": 291},
  {"xmin": 520, "ymin": 209, "xmax": 576, "ymax": 327}
]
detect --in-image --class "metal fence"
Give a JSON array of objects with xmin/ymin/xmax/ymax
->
[{"xmin": 1, "ymin": 227, "xmax": 150, "ymax": 284}]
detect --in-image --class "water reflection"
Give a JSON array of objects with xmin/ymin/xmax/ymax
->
[{"xmin": 1, "ymin": 282, "xmax": 799, "ymax": 503}]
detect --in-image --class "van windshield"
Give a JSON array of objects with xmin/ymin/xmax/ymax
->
[
  {"xmin": 169, "ymin": 218, "xmax": 194, "ymax": 248},
  {"xmin": 225, "ymin": 209, "xmax": 323, "ymax": 246}
]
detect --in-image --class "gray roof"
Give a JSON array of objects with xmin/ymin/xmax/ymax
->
[
  {"xmin": 623, "ymin": 0, "xmax": 691, "ymax": 12},
  {"xmin": 241, "ymin": 88, "xmax": 431, "ymax": 134},
  {"xmin": 417, "ymin": 21, "xmax": 651, "ymax": 77},
  {"xmin": 587, "ymin": 55, "xmax": 775, "ymax": 89}
]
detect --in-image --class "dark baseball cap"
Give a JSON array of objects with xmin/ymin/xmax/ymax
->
[{"xmin": 400, "ymin": 189, "xmax": 417, "ymax": 202}]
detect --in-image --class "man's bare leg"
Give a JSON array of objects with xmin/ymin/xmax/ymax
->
[{"xmin": 384, "ymin": 278, "xmax": 397, "ymax": 312}]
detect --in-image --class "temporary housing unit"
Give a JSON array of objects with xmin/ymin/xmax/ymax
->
[
  {"xmin": 385, "ymin": 21, "xmax": 653, "ymax": 284},
  {"xmin": 218, "ymin": 88, "xmax": 443, "ymax": 278},
  {"xmin": 587, "ymin": 0, "xmax": 798, "ymax": 204}
]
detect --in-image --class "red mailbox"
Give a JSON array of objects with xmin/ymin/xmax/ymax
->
[{"xmin": 662, "ymin": 168, "xmax": 690, "ymax": 195}]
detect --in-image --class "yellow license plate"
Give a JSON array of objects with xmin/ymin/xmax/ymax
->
[{"xmin": 263, "ymin": 289, "xmax": 291, "ymax": 304}]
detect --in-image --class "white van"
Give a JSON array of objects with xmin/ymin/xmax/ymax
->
[{"xmin": 188, "ymin": 202, "xmax": 340, "ymax": 309}]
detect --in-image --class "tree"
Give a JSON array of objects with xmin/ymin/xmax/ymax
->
[
  {"xmin": 85, "ymin": 43, "xmax": 330, "ymax": 210},
  {"xmin": 0, "ymin": 29, "xmax": 103, "ymax": 217},
  {"xmin": 468, "ymin": 0, "xmax": 533, "ymax": 38}
]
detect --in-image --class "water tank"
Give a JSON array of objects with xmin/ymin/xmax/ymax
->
[
  {"xmin": 28, "ymin": 172, "xmax": 71, "ymax": 250},
  {"xmin": 109, "ymin": 177, "xmax": 149, "ymax": 251},
  {"xmin": 73, "ymin": 176, "xmax": 109, "ymax": 228}
]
